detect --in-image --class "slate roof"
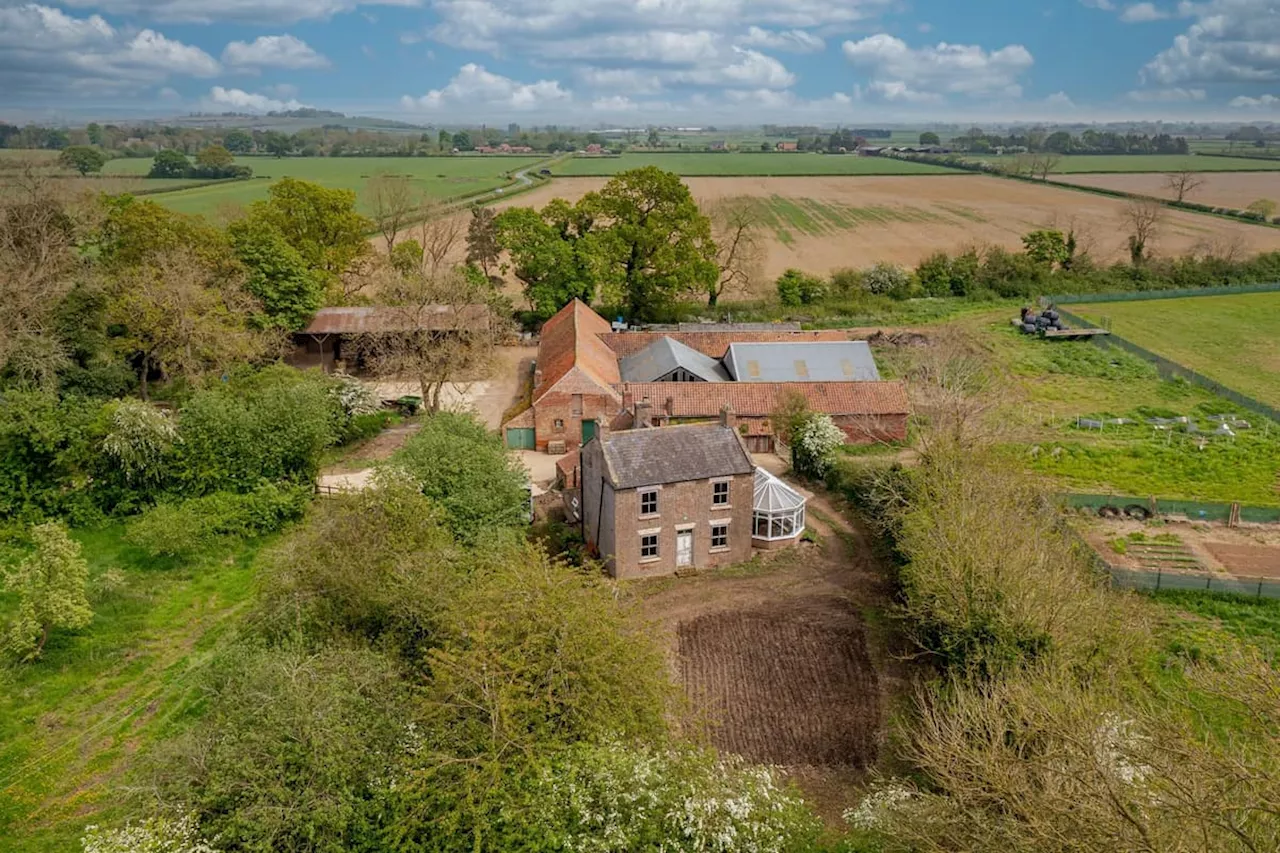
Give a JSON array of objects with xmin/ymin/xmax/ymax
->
[
  {"xmin": 596, "ymin": 425, "xmax": 754, "ymax": 490},
  {"xmin": 300, "ymin": 305, "xmax": 490, "ymax": 335},
  {"xmin": 724, "ymin": 341, "xmax": 881, "ymax": 382},
  {"xmin": 620, "ymin": 381, "xmax": 910, "ymax": 418},
  {"xmin": 618, "ymin": 336, "xmax": 730, "ymax": 383},
  {"xmin": 533, "ymin": 299, "xmax": 621, "ymax": 403},
  {"xmin": 601, "ymin": 329, "xmax": 849, "ymax": 359}
]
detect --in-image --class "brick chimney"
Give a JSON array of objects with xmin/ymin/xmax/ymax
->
[
  {"xmin": 719, "ymin": 405, "xmax": 736, "ymax": 430},
  {"xmin": 665, "ymin": 396, "xmax": 674, "ymax": 417},
  {"xmin": 635, "ymin": 398, "xmax": 653, "ymax": 428}
]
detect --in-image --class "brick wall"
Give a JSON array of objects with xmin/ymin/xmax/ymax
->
[
  {"xmin": 533, "ymin": 390, "xmax": 619, "ymax": 451},
  {"xmin": 833, "ymin": 413, "xmax": 909, "ymax": 444},
  {"xmin": 581, "ymin": 451, "xmax": 755, "ymax": 579}
]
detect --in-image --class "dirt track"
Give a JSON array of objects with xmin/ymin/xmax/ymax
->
[{"xmin": 383, "ymin": 176, "xmax": 1280, "ymax": 298}]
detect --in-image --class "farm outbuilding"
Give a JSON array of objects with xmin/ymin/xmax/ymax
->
[{"xmin": 292, "ymin": 305, "xmax": 491, "ymax": 373}]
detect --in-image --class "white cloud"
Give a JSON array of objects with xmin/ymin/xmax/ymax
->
[
  {"xmin": 856, "ymin": 80, "xmax": 944, "ymax": 103},
  {"xmin": 1142, "ymin": 0, "xmax": 1280, "ymax": 85},
  {"xmin": 1120, "ymin": 2, "xmax": 1170, "ymax": 21},
  {"xmin": 1126, "ymin": 86, "xmax": 1207, "ymax": 100},
  {"xmin": 222, "ymin": 35, "xmax": 330, "ymax": 70},
  {"xmin": 1079, "ymin": 0, "xmax": 1117, "ymax": 9},
  {"xmin": 737, "ymin": 26, "xmax": 825, "ymax": 53},
  {"xmin": 56, "ymin": 0, "xmax": 424, "ymax": 24},
  {"xmin": 401, "ymin": 63, "xmax": 572, "ymax": 111},
  {"xmin": 591, "ymin": 95, "xmax": 638, "ymax": 111},
  {"xmin": 674, "ymin": 47, "xmax": 796, "ymax": 89},
  {"xmin": 575, "ymin": 67, "xmax": 666, "ymax": 95},
  {"xmin": 1045, "ymin": 90, "xmax": 1076, "ymax": 107},
  {"xmin": 203, "ymin": 85, "xmax": 311, "ymax": 112},
  {"xmin": 843, "ymin": 34, "xmax": 1034, "ymax": 100},
  {"xmin": 1230, "ymin": 93, "xmax": 1280, "ymax": 107},
  {"xmin": 0, "ymin": 4, "xmax": 220, "ymax": 99}
]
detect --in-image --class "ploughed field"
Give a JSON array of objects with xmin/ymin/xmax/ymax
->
[
  {"xmin": 1053, "ymin": 171, "xmax": 1280, "ymax": 212},
  {"xmin": 554, "ymin": 152, "xmax": 953, "ymax": 176},
  {"xmin": 501, "ymin": 175, "xmax": 1280, "ymax": 281},
  {"xmin": 966, "ymin": 154, "xmax": 1280, "ymax": 173}
]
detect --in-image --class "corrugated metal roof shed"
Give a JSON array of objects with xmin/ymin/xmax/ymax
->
[
  {"xmin": 597, "ymin": 424, "xmax": 753, "ymax": 490},
  {"xmin": 300, "ymin": 306, "xmax": 490, "ymax": 335},
  {"xmin": 724, "ymin": 341, "xmax": 881, "ymax": 383},
  {"xmin": 618, "ymin": 337, "xmax": 730, "ymax": 383}
]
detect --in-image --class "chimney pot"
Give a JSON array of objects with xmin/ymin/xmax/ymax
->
[{"xmin": 720, "ymin": 405, "xmax": 736, "ymax": 429}]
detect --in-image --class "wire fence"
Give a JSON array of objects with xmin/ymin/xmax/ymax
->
[
  {"xmin": 1108, "ymin": 566, "xmax": 1280, "ymax": 599},
  {"xmin": 1049, "ymin": 281, "xmax": 1280, "ymax": 305},
  {"xmin": 1051, "ymin": 306, "xmax": 1280, "ymax": 424},
  {"xmin": 1061, "ymin": 493, "xmax": 1280, "ymax": 523}
]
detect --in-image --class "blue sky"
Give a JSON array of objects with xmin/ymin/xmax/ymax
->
[{"xmin": 1, "ymin": 0, "xmax": 1277, "ymax": 124}]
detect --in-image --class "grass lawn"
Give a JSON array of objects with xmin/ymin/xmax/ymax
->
[
  {"xmin": 0, "ymin": 526, "xmax": 265, "ymax": 853},
  {"xmin": 1152, "ymin": 590, "xmax": 1280, "ymax": 662},
  {"xmin": 951, "ymin": 311, "xmax": 1280, "ymax": 504},
  {"xmin": 100, "ymin": 155, "xmax": 546, "ymax": 218},
  {"xmin": 966, "ymin": 154, "xmax": 1280, "ymax": 173},
  {"xmin": 553, "ymin": 152, "xmax": 954, "ymax": 177},
  {"xmin": 1070, "ymin": 292, "xmax": 1280, "ymax": 408}
]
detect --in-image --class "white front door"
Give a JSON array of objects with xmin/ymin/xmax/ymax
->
[{"xmin": 676, "ymin": 531, "xmax": 693, "ymax": 567}]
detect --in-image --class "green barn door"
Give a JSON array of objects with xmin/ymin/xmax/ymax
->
[
  {"xmin": 581, "ymin": 420, "xmax": 597, "ymax": 443},
  {"xmin": 505, "ymin": 428, "xmax": 535, "ymax": 450}
]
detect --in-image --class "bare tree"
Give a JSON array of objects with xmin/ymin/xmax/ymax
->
[
  {"xmin": 705, "ymin": 196, "xmax": 766, "ymax": 306},
  {"xmin": 1032, "ymin": 153, "xmax": 1061, "ymax": 181},
  {"xmin": 416, "ymin": 203, "xmax": 465, "ymax": 278},
  {"xmin": 465, "ymin": 204, "xmax": 501, "ymax": 280},
  {"xmin": 108, "ymin": 249, "xmax": 273, "ymax": 399},
  {"xmin": 0, "ymin": 162, "xmax": 86, "ymax": 388},
  {"xmin": 354, "ymin": 268, "xmax": 505, "ymax": 412},
  {"xmin": 365, "ymin": 173, "xmax": 419, "ymax": 253},
  {"xmin": 1164, "ymin": 169, "xmax": 1205, "ymax": 203},
  {"xmin": 1124, "ymin": 198, "xmax": 1164, "ymax": 265}
]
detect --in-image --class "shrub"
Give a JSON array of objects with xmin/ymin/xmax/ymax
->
[
  {"xmin": 100, "ymin": 399, "xmax": 177, "ymax": 486},
  {"xmin": 775, "ymin": 268, "xmax": 826, "ymax": 306},
  {"xmin": 864, "ymin": 262, "xmax": 912, "ymax": 298},
  {"xmin": 126, "ymin": 482, "xmax": 311, "ymax": 558},
  {"xmin": 829, "ymin": 267, "xmax": 866, "ymax": 297},
  {"xmin": 0, "ymin": 391, "xmax": 99, "ymax": 522},
  {"xmin": 2, "ymin": 521, "xmax": 93, "ymax": 661},
  {"xmin": 386, "ymin": 411, "xmax": 529, "ymax": 544},
  {"xmin": 338, "ymin": 411, "xmax": 393, "ymax": 445},
  {"xmin": 792, "ymin": 413, "xmax": 846, "ymax": 479},
  {"xmin": 82, "ymin": 811, "xmax": 217, "ymax": 853}
]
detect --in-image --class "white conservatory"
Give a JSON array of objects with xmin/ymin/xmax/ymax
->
[{"xmin": 752, "ymin": 468, "xmax": 807, "ymax": 549}]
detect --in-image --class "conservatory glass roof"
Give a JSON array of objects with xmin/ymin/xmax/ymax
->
[{"xmin": 753, "ymin": 468, "xmax": 806, "ymax": 513}]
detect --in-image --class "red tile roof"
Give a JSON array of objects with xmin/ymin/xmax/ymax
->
[
  {"xmin": 601, "ymin": 329, "xmax": 849, "ymax": 359},
  {"xmin": 621, "ymin": 381, "xmax": 909, "ymax": 418},
  {"xmin": 300, "ymin": 305, "xmax": 489, "ymax": 335},
  {"xmin": 533, "ymin": 299, "xmax": 621, "ymax": 403}
]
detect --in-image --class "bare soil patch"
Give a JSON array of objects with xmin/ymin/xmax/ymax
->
[
  {"xmin": 386, "ymin": 177, "xmax": 1280, "ymax": 300},
  {"xmin": 679, "ymin": 597, "xmax": 879, "ymax": 766},
  {"xmin": 1083, "ymin": 516, "xmax": 1280, "ymax": 579},
  {"xmin": 1055, "ymin": 171, "xmax": 1280, "ymax": 213}
]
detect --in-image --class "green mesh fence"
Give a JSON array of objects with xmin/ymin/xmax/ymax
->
[
  {"xmin": 1108, "ymin": 567, "xmax": 1280, "ymax": 600},
  {"xmin": 1050, "ymin": 281, "xmax": 1280, "ymax": 305},
  {"xmin": 1051, "ymin": 307, "xmax": 1280, "ymax": 424},
  {"xmin": 1060, "ymin": 493, "xmax": 1280, "ymax": 521}
]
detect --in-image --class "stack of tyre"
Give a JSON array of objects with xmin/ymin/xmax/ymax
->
[{"xmin": 1019, "ymin": 306, "xmax": 1067, "ymax": 335}]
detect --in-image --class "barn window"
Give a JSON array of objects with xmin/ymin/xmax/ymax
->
[
  {"xmin": 794, "ymin": 360, "xmax": 809, "ymax": 379},
  {"xmin": 640, "ymin": 534, "xmax": 659, "ymax": 560},
  {"xmin": 571, "ymin": 394, "xmax": 583, "ymax": 415},
  {"xmin": 554, "ymin": 419, "xmax": 564, "ymax": 431}
]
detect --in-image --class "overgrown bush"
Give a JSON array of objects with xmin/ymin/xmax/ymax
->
[
  {"xmin": 126, "ymin": 482, "xmax": 312, "ymax": 558},
  {"xmin": 864, "ymin": 262, "xmax": 913, "ymax": 299},
  {"xmin": 387, "ymin": 411, "xmax": 529, "ymax": 544},
  {"xmin": 792, "ymin": 413, "xmax": 846, "ymax": 480},
  {"xmin": 775, "ymin": 268, "xmax": 827, "ymax": 306}
]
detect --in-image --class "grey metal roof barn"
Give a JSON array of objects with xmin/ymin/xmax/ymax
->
[
  {"xmin": 618, "ymin": 336, "xmax": 730, "ymax": 383},
  {"xmin": 595, "ymin": 424, "xmax": 753, "ymax": 490},
  {"xmin": 724, "ymin": 341, "xmax": 881, "ymax": 383}
]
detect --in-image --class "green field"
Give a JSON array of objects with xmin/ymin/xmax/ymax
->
[
  {"xmin": 0, "ymin": 527, "xmax": 263, "ymax": 852},
  {"xmin": 554, "ymin": 152, "xmax": 953, "ymax": 177},
  {"xmin": 968, "ymin": 154, "xmax": 1280, "ymax": 173},
  {"xmin": 1071, "ymin": 292, "xmax": 1280, "ymax": 408},
  {"xmin": 100, "ymin": 155, "xmax": 545, "ymax": 217},
  {"xmin": 942, "ymin": 311, "xmax": 1280, "ymax": 504}
]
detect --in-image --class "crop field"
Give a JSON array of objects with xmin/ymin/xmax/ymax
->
[
  {"xmin": 938, "ymin": 312, "xmax": 1280, "ymax": 504},
  {"xmin": 1070, "ymin": 292, "xmax": 1280, "ymax": 408},
  {"xmin": 966, "ymin": 154, "xmax": 1280, "ymax": 173},
  {"xmin": 0, "ymin": 527, "xmax": 261, "ymax": 852},
  {"xmin": 1052, "ymin": 171, "xmax": 1280, "ymax": 212},
  {"xmin": 678, "ymin": 598, "xmax": 880, "ymax": 766},
  {"xmin": 502, "ymin": 175, "xmax": 1280, "ymax": 280},
  {"xmin": 102, "ymin": 155, "xmax": 544, "ymax": 218},
  {"xmin": 553, "ymin": 152, "xmax": 953, "ymax": 176}
]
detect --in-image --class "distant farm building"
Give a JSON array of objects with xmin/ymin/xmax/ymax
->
[{"xmin": 292, "ymin": 305, "xmax": 490, "ymax": 373}]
